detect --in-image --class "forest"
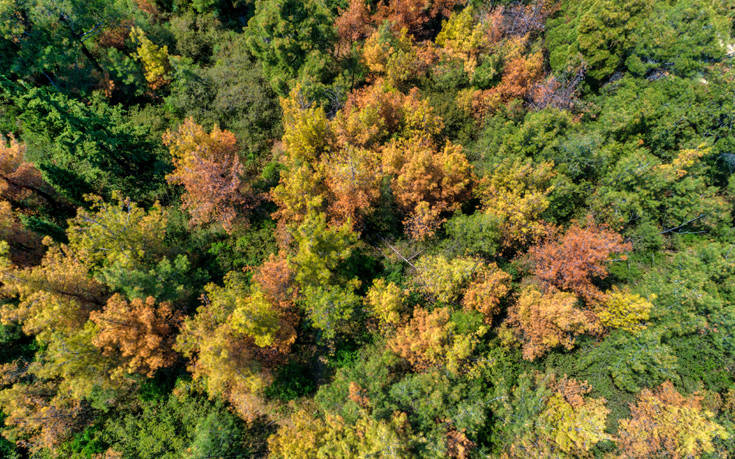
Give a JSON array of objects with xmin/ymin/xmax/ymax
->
[{"xmin": 1, "ymin": 0, "xmax": 735, "ymax": 457}]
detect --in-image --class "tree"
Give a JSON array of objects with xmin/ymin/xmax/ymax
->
[
  {"xmin": 0, "ymin": 0, "xmax": 128, "ymax": 92},
  {"xmin": 129, "ymin": 26, "xmax": 171, "ymax": 90},
  {"xmin": 0, "ymin": 239, "xmax": 106, "ymax": 342},
  {"xmin": 90, "ymin": 294, "xmax": 182, "ymax": 378},
  {"xmin": 268, "ymin": 408, "xmax": 415, "ymax": 458},
  {"xmin": 500, "ymin": 374, "xmax": 611, "ymax": 458},
  {"xmin": 245, "ymin": 0, "xmax": 336, "ymax": 94},
  {"xmin": 376, "ymin": 0, "xmax": 464, "ymax": 40},
  {"xmin": 175, "ymin": 269, "xmax": 298, "ymax": 419},
  {"xmin": 362, "ymin": 24, "xmax": 431, "ymax": 88},
  {"xmin": 322, "ymin": 145, "xmax": 383, "ymax": 227},
  {"xmin": 365, "ymin": 279, "xmax": 405, "ymax": 327},
  {"xmin": 413, "ymin": 254, "xmax": 479, "ymax": 304},
  {"xmin": 596, "ymin": 287, "xmax": 653, "ymax": 333},
  {"xmin": 0, "ymin": 200, "xmax": 43, "ymax": 266},
  {"xmin": 7, "ymin": 85, "xmax": 167, "ymax": 203},
  {"xmin": 617, "ymin": 381, "xmax": 729, "ymax": 458},
  {"xmin": 461, "ymin": 263, "xmax": 512, "ymax": 324},
  {"xmin": 435, "ymin": 6, "xmax": 487, "ymax": 74},
  {"xmin": 476, "ymin": 158, "xmax": 554, "ymax": 250},
  {"xmin": 530, "ymin": 220, "xmax": 631, "ymax": 304},
  {"xmin": 0, "ymin": 133, "xmax": 56, "ymax": 209},
  {"xmin": 546, "ymin": 0, "xmax": 651, "ymax": 84},
  {"xmin": 164, "ymin": 118, "xmax": 253, "ymax": 232},
  {"xmin": 389, "ymin": 307, "xmax": 485, "ymax": 373},
  {"xmin": 0, "ymin": 377, "xmax": 86, "ymax": 454},
  {"xmin": 290, "ymin": 212, "xmax": 360, "ymax": 290},
  {"xmin": 175, "ymin": 286, "xmax": 271, "ymax": 420},
  {"xmin": 383, "ymin": 137, "xmax": 473, "ymax": 239},
  {"xmin": 500, "ymin": 286, "xmax": 597, "ymax": 360}
]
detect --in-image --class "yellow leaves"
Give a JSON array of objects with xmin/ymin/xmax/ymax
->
[
  {"xmin": 477, "ymin": 158, "xmax": 554, "ymax": 248},
  {"xmin": 281, "ymin": 88, "xmax": 334, "ymax": 166},
  {"xmin": 436, "ymin": 7, "xmax": 488, "ymax": 74},
  {"xmin": 597, "ymin": 287, "xmax": 653, "ymax": 333},
  {"xmin": 268, "ymin": 408, "xmax": 413, "ymax": 458},
  {"xmin": 0, "ymin": 242, "xmax": 106, "ymax": 341},
  {"xmin": 362, "ymin": 26, "xmax": 428, "ymax": 88},
  {"xmin": 656, "ymin": 144, "xmax": 709, "ymax": 180},
  {"xmin": 230, "ymin": 287, "xmax": 283, "ymax": 348},
  {"xmin": 617, "ymin": 381, "xmax": 729, "ymax": 458},
  {"xmin": 67, "ymin": 193, "xmax": 167, "ymax": 269},
  {"xmin": 365, "ymin": 278, "xmax": 405, "ymax": 326},
  {"xmin": 129, "ymin": 26, "xmax": 171, "ymax": 90},
  {"xmin": 414, "ymin": 254, "xmax": 479, "ymax": 304},
  {"xmin": 541, "ymin": 394, "xmax": 611, "ymax": 455}
]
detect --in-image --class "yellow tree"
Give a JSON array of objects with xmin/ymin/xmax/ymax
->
[
  {"xmin": 617, "ymin": 381, "xmax": 729, "ymax": 458},
  {"xmin": 476, "ymin": 158, "xmax": 555, "ymax": 249},
  {"xmin": 129, "ymin": 26, "xmax": 171, "ymax": 90},
  {"xmin": 597, "ymin": 287, "xmax": 654, "ymax": 333}
]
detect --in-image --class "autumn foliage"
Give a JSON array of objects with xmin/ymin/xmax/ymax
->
[
  {"xmin": 617, "ymin": 381, "xmax": 729, "ymax": 458},
  {"xmin": 164, "ymin": 118, "xmax": 252, "ymax": 232},
  {"xmin": 90, "ymin": 294, "xmax": 182, "ymax": 377},
  {"xmin": 530, "ymin": 220, "xmax": 631, "ymax": 303},
  {"xmin": 501, "ymin": 286, "xmax": 597, "ymax": 360}
]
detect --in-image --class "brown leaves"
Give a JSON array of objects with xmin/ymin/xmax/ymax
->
[
  {"xmin": 530, "ymin": 220, "xmax": 631, "ymax": 304},
  {"xmin": 90, "ymin": 294, "xmax": 182, "ymax": 377},
  {"xmin": 163, "ymin": 118, "xmax": 253, "ymax": 232}
]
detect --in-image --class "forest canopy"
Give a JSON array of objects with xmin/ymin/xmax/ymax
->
[{"xmin": 1, "ymin": 0, "xmax": 735, "ymax": 457}]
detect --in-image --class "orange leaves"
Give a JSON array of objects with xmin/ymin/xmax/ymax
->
[
  {"xmin": 383, "ymin": 138, "xmax": 473, "ymax": 239},
  {"xmin": 389, "ymin": 306, "xmax": 484, "ymax": 373},
  {"xmin": 323, "ymin": 146, "xmax": 383, "ymax": 226},
  {"xmin": 530, "ymin": 220, "xmax": 631, "ymax": 304},
  {"xmin": 163, "ymin": 118, "xmax": 251, "ymax": 232},
  {"xmin": 617, "ymin": 382, "xmax": 729, "ymax": 458},
  {"xmin": 90, "ymin": 294, "xmax": 181, "ymax": 377},
  {"xmin": 462, "ymin": 263, "xmax": 512, "ymax": 323},
  {"xmin": 389, "ymin": 306, "xmax": 453, "ymax": 371},
  {"xmin": 501, "ymin": 285, "xmax": 597, "ymax": 360},
  {"xmin": 274, "ymin": 82, "xmax": 471, "ymax": 238}
]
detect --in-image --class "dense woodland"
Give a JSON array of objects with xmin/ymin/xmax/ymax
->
[{"xmin": 0, "ymin": 0, "xmax": 735, "ymax": 457}]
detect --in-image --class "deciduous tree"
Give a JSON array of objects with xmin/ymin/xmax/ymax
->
[
  {"xmin": 476, "ymin": 158, "xmax": 554, "ymax": 249},
  {"xmin": 90, "ymin": 294, "xmax": 182, "ymax": 378},
  {"xmin": 530, "ymin": 220, "xmax": 631, "ymax": 303},
  {"xmin": 617, "ymin": 381, "xmax": 729, "ymax": 458},
  {"xmin": 597, "ymin": 287, "xmax": 653, "ymax": 333},
  {"xmin": 462, "ymin": 263, "xmax": 512, "ymax": 323},
  {"xmin": 501, "ymin": 286, "xmax": 597, "ymax": 360},
  {"xmin": 163, "ymin": 118, "xmax": 252, "ymax": 232}
]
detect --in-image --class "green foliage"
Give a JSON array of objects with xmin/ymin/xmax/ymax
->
[
  {"xmin": 102, "ymin": 382, "xmax": 269, "ymax": 458},
  {"xmin": 245, "ymin": 0, "xmax": 336, "ymax": 94},
  {"xmin": 3, "ymin": 0, "xmax": 735, "ymax": 456},
  {"xmin": 5, "ymin": 86, "xmax": 168, "ymax": 203}
]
